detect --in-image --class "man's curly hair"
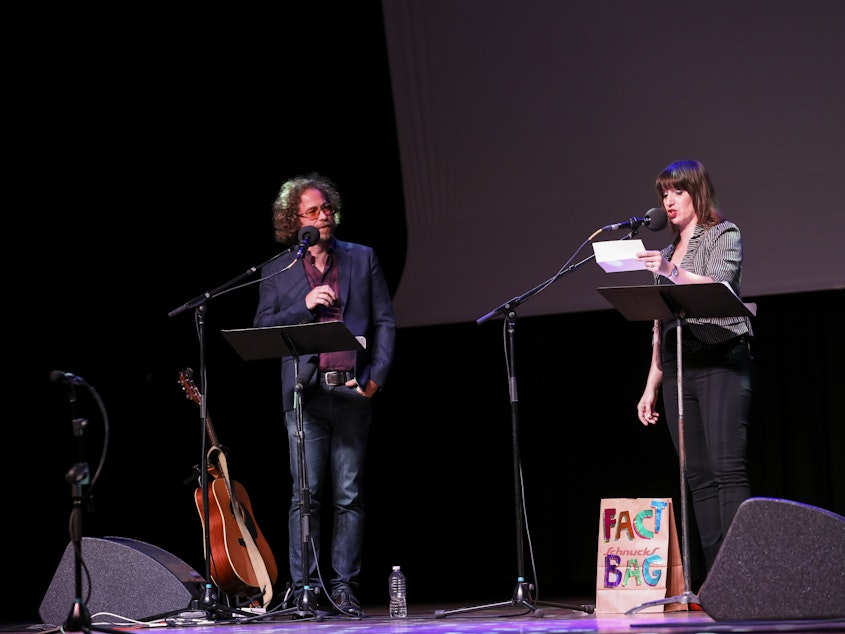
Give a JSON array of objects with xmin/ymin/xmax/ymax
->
[{"xmin": 272, "ymin": 172, "xmax": 343, "ymax": 244}]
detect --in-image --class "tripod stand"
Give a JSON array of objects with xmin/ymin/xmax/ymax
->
[
  {"xmin": 167, "ymin": 242, "xmax": 310, "ymax": 622},
  {"xmin": 50, "ymin": 371, "xmax": 125, "ymax": 634},
  {"xmin": 221, "ymin": 321, "xmax": 364, "ymax": 619},
  {"xmin": 174, "ymin": 307, "xmax": 263, "ymax": 622},
  {"xmin": 433, "ymin": 309, "xmax": 593, "ymax": 618},
  {"xmin": 433, "ymin": 251, "xmax": 606, "ymax": 619},
  {"xmin": 597, "ymin": 282, "xmax": 755, "ymax": 614}
]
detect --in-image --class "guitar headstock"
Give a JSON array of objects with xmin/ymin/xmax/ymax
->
[
  {"xmin": 178, "ymin": 368, "xmax": 202, "ymax": 407},
  {"xmin": 177, "ymin": 369, "xmax": 225, "ymax": 477},
  {"xmin": 178, "ymin": 367, "xmax": 222, "ymax": 450}
]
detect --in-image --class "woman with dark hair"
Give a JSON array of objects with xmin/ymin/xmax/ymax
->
[{"xmin": 635, "ymin": 159, "xmax": 754, "ymax": 584}]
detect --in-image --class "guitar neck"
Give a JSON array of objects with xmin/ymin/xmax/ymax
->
[{"xmin": 204, "ymin": 412, "xmax": 221, "ymax": 450}]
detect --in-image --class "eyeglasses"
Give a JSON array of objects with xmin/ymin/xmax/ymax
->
[{"xmin": 298, "ymin": 202, "xmax": 334, "ymax": 220}]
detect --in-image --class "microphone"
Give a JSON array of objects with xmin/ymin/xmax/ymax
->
[
  {"xmin": 50, "ymin": 370, "xmax": 88, "ymax": 386},
  {"xmin": 294, "ymin": 226, "xmax": 321, "ymax": 259},
  {"xmin": 602, "ymin": 207, "xmax": 667, "ymax": 232}
]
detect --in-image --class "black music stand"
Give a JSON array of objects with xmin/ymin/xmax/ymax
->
[
  {"xmin": 596, "ymin": 282, "xmax": 756, "ymax": 614},
  {"xmin": 221, "ymin": 321, "xmax": 364, "ymax": 619},
  {"xmin": 221, "ymin": 321, "xmax": 364, "ymax": 362}
]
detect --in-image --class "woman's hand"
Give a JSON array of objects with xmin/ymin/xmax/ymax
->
[
  {"xmin": 637, "ymin": 388, "xmax": 660, "ymax": 426},
  {"xmin": 636, "ymin": 250, "xmax": 667, "ymax": 276}
]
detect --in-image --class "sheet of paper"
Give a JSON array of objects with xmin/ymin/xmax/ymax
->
[{"xmin": 592, "ymin": 239, "xmax": 647, "ymax": 273}]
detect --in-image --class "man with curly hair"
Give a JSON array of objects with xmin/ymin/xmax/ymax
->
[{"xmin": 254, "ymin": 172, "xmax": 396, "ymax": 617}]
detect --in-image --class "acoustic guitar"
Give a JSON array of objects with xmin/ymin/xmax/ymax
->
[{"xmin": 178, "ymin": 368, "xmax": 278, "ymax": 607}]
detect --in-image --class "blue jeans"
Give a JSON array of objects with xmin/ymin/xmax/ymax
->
[{"xmin": 285, "ymin": 383, "xmax": 372, "ymax": 597}]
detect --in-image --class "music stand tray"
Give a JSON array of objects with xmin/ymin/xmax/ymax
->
[
  {"xmin": 596, "ymin": 281, "xmax": 756, "ymax": 322},
  {"xmin": 221, "ymin": 321, "xmax": 365, "ymax": 361},
  {"xmin": 597, "ymin": 281, "xmax": 754, "ymax": 614}
]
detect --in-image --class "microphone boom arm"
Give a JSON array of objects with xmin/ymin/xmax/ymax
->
[
  {"xmin": 476, "ymin": 225, "xmax": 643, "ymax": 325},
  {"xmin": 477, "ymin": 253, "xmax": 596, "ymax": 325},
  {"xmin": 167, "ymin": 244, "xmax": 297, "ymax": 318}
]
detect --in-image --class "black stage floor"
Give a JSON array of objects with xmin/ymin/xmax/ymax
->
[{"xmin": 6, "ymin": 598, "xmax": 844, "ymax": 634}]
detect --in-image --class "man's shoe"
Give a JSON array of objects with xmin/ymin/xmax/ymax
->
[{"xmin": 331, "ymin": 589, "xmax": 364, "ymax": 617}]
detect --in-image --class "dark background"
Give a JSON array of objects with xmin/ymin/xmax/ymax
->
[{"xmin": 9, "ymin": 2, "xmax": 842, "ymax": 623}]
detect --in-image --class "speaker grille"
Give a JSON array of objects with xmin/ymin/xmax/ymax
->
[
  {"xmin": 699, "ymin": 497, "xmax": 845, "ymax": 620},
  {"xmin": 39, "ymin": 536, "xmax": 205, "ymax": 625}
]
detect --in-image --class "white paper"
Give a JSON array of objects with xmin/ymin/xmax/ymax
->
[{"xmin": 592, "ymin": 239, "xmax": 647, "ymax": 273}]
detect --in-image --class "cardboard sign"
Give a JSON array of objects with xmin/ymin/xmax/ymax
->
[{"xmin": 595, "ymin": 498, "xmax": 685, "ymax": 613}]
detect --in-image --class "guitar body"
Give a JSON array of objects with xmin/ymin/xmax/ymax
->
[
  {"xmin": 179, "ymin": 369, "xmax": 278, "ymax": 606},
  {"xmin": 194, "ymin": 478, "xmax": 279, "ymax": 595}
]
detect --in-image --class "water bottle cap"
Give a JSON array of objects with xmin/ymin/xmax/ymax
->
[{"xmin": 392, "ymin": 565, "xmax": 401, "ymax": 571}]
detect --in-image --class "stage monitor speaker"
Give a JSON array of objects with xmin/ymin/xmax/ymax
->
[
  {"xmin": 39, "ymin": 536, "xmax": 206, "ymax": 625},
  {"xmin": 698, "ymin": 497, "xmax": 845, "ymax": 621}
]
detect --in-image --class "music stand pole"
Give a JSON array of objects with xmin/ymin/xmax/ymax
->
[
  {"xmin": 675, "ymin": 311, "xmax": 694, "ymax": 600},
  {"xmin": 628, "ymin": 307, "xmax": 699, "ymax": 612},
  {"xmin": 595, "ymin": 282, "xmax": 756, "ymax": 615},
  {"xmin": 285, "ymin": 340, "xmax": 319, "ymax": 618},
  {"xmin": 220, "ymin": 322, "xmax": 365, "ymax": 620},
  {"xmin": 638, "ymin": 308, "xmax": 699, "ymax": 611}
]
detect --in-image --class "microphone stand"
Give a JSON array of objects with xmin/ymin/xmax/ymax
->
[
  {"xmin": 192, "ymin": 305, "xmax": 250, "ymax": 621},
  {"xmin": 55, "ymin": 376, "xmax": 123, "ymax": 634},
  {"xmin": 167, "ymin": 244, "xmax": 300, "ymax": 622},
  {"xmin": 168, "ymin": 244, "xmax": 299, "ymax": 320},
  {"xmin": 436, "ymin": 227, "xmax": 644, "ymax": 619}
]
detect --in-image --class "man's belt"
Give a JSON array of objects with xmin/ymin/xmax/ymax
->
[{"xmin": 320, "ymin": 370, "xmax": 354, "ymax": 386}]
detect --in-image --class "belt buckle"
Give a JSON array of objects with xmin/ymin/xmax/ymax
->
[{"xmin": 324, "ymin": 371, "xmax": 346, "ymax": 386}]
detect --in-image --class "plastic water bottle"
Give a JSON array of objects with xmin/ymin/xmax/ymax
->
[{"xmin": 388, "ymin": 565, "xmax": 407, "ymax": 618}]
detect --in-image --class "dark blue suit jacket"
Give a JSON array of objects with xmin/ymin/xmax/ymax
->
[{"xmin": 253, "ymin": 239, "xmax": 396, "ymax": 411}]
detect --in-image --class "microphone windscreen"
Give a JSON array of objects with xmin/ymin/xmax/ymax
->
[
  {"xmin": 298, "ymin": 225, "xmax": 320, "ymax": 244},
  {"xmin": 645, "ymin": 207, "xmax": 667, "ymax": 231}
]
